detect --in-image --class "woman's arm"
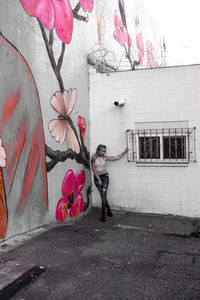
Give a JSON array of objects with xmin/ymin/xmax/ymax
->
[
  {"xmin": 91, "ymin": 155, "xmax": 102, "ymax": 185},
  {"xmin": 105, "ymin": 146, "xmax": 128, "ymax": 161}
]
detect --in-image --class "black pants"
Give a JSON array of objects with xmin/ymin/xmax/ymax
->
[{"xmin": 94, "ymin": 173, "xmax": 110, "ymax": 213}]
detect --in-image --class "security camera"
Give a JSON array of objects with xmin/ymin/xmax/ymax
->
[{"xmin": 114, "ymin": 98, "xmax": 126, "ymax": 107}]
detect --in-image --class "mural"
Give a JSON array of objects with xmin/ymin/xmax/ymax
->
[
  {"xmin": 0, "ymin": 33, "xmax": 48, "ymax": 238},
  {"xmin": 19, "ymin": 0, "xmax": 93, "ymax": 223},
  {"xmin": 56, "ymin": 169, "xmax": 85, "ymax": 222},
  {"xmin": 0, "ymin": 0, "xmax": 94, "ymax": 238},
  {"xmin": 113, "ymin": 0, "xmax": 163, "ymax": 70},
  {"xmin": 113, "ymin": 0, "xmax": 135, "ymax": 70}
]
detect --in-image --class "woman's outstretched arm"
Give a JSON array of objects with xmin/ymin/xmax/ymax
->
[{"xmin": 105, "ymin": 146, "xmax": 128, "ymax": 161}]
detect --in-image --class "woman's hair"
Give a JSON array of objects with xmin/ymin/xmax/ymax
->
[{"xmin": 95, "ymin": 144, "xmax": 106, "ymax": 157}]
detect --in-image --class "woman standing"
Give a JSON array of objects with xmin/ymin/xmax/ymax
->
[{"xmin": 91, "ymin": 144, "xmax": 128, "ymax": 222}]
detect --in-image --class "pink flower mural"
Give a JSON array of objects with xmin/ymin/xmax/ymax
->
[
  {"xmin": 48, "ymin": 89, "xmax": 80, "ymax": 154},
  {"xmin": 20, "ymin": 0, "xmax": 73, "ymax": 44},
  {"xmin": 146, "ymin": 40, "xmax": 158, "ymax": 68},
  {"xmin": 80, "ymin": 0, "xmax": 94, "ymax": 13},
  {"xmin": 113, "ymin": 11, "xmax": 131, "ymax": 48},
  {"xmin": 136, "ymin": 32, "xmax": 144, "ymax": 65},
  {"xmin": 56, "ymin": 169, "xmax": 85, "ymax": 222},
  {"xmin": 77, "ymin": 116, "xmax": 86, "ymax": 141}
]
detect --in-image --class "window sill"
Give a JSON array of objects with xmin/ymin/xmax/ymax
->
[{"xmin": 135, "ymin": 162, "xmax": 189, "ymax": 167}]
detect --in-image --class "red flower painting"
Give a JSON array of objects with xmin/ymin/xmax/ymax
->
[
  {"xmin": 80, "ymin": 0, "xmax": 94, "ymax": 13},
  {"xmin": 56, "ymin": 170, "xmax": 85, "ymax": 222},
  {"xmin": 77, "ymin": 116, "xmax": 86, "ymax": 140},
  {"xmin": 113, "ymin": 10, "xmax": 132, "ymax": 48},
  {"xmin": 20, "ymin": 0, "xmax": 73, "ymax": 44}
]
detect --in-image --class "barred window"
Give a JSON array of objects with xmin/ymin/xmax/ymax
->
[{"xmin": 126, "ymin": 125, "xmax": 196, "ymax": 165}]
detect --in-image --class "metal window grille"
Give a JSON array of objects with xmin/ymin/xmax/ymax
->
[{"xmin": 126, "ymin": 127, "xmax": 196, "ymax": 164}]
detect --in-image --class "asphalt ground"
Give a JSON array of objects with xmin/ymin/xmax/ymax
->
[{"xmin": 0, "ymin": 207, "xmax": 200, "ymax": 300}]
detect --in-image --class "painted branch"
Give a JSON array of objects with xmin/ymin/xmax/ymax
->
[
  {"xmin": 45, "ymin": 144, "xmax": 90, "ymax": 172},
  {"xmin": 73, "ymin": 3, "xmax": 81, "ymax": 14},
  {"xmin": 73, "ymin": 2, "xmax": 88, "ymax": 22},
  {"xmin": 57, "ymin": 42, "xmax": 65, "ymax": 71},
  {"xmin": 73, "ymin": 13, "xmax": 88, "ymax": 22},
  {"xmin": 37, "ymin": 19, "xmax": 64, "ymax": 92}
]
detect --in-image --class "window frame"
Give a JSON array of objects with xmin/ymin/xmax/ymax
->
[{"xmin": 126, "ymin": 127, "xmax": 196, "ymax": 165}]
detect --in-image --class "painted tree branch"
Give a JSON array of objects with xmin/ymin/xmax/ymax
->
[
  {"xmin": 37, "ymin": 16, "xmax": 90, "ymax": 172},
  {"xmin": 73, "ymin": 2, "xmax": 88, "ymax": 22},
  {"xmin": 45, "ymin": 144, "xmax": 90, "ymax": 172},
  {"xmin": 57, "ymin": 42, "xmax": 65, "ymax": 71},
  {"xmin": 37, "ymin": 19, "xmax": 65, "ymax": 92}
]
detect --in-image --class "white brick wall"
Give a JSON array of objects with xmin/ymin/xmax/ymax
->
[{"xmin": 89, "ymin": 65, "xmax": 200, "ymax": 217}]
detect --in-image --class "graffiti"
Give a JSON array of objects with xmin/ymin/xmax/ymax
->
[{"xmin": 56, "ymin": 169, "xmax": 85, "ymax": 222}]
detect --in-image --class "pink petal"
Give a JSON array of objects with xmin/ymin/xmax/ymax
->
[
  {"xmin": 87, "ymin": 0, "xmax": 94, "ymax": 13},
  {"xmin": 0, "ymin": 147, "xmax": 6, "ymax": 159},
  {"xmin": 0, "ymin": 158, "xmax": 6, "ymax": 168},
  {"xmin": 62, "ymin": 170, "xmax": 75, "ymax": 199},
  {"xmin": 69, "ymin": 194, "xmax": 84, "ymax": 218},
  {"xmin": 63, "ymin": 89, "xmax": 77, "ymax": 116},
  {"xmin": 50, "ymin": 91, "xmax": 66, "ymax": 116},
  {"xmin": 75, "ymin": 170, "xmax": 85, "ymax": 194},
  {"xmin": 52, "ymin": 0, "xmax": 73, "ymax": 44},
  {"xmin": 66, "ymin": 122, "xmax": 80, "ymax": 154},
  {"xmin": 113, "ymin": 27, "xmax": 127, "ymax": 47},
  {"xmin": 114, "ymin": 11, "xmax": 123, "ymax": 29},
  {"xmin": 80, "ymin": 0, "xmax": 94, "ymax": 12},
  {"xmin": 20, "ymin": 0, "xmax": 54, "ymax": 30},
  {"xmin": 77, "ymin": 116, "xmax": 82, "ymax": 128},
  {"xmin": 48, "ymin": 119, "xmax": 67, "ymax": 144},
  {"xmin": 56, "ymin": 197, "xmax": 69, "ymax": 222}
]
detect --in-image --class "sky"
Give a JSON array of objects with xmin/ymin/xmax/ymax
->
[{"xmin": 144, "ymin": 0, "xmax": 200, "ymax": 66}]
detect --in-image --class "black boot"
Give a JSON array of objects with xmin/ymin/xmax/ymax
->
[
  {"xmin": 101, "ymin": 212, "xmax": 106, "ymax": 222},
  {"xmin": 107, "ymin": 207, "xmax": 113, "ymax": 217}
]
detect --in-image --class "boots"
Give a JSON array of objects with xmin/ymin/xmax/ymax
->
[
  {"xmin": 107, "ymin": 207, "xmax": 113, "ymax": 217},
  {"xmin": 101, "ymin": 212, "xmax": 106, "ymax": 222}
]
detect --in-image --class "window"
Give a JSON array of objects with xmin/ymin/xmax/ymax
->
[{"xmin": 126, "ymin": 124, "xmax": 196, "ymax": 165}]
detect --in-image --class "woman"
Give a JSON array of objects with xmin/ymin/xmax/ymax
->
[{"xmin": 91, "ymin": 144, "xmax": 128, "ymax": 222}]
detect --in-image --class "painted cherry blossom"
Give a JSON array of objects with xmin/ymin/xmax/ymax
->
[
  {"xmin": 77, "ymin": 116, "xmax": 86, "ymax": 140},
  {"xmin": 56, "ymin": 170, "xmax": 85, "ymax": 222},
  {"xmin": 113, "ymin": 11, "xmax": 132, "ymax": 47},
  {"xmin": 146, "ymin": 40, "xmax": 158, "ymax": 68},
  {"xmin": 48, "ymin": 89, "xmax": 80, "ymax": 154},
  {"xmin": 80, "ymin": 0, "xmax": 94, "ymax": 13},
  {"xmin": 136, "ymin": 32, "xmax": 144, "ymax": 64},
  {"xmin": 0, "ymin": 137, "xmax": 6, "ymax": 168},
  {"xmin": 20, "ymin": 0, "xmax": 73, "ymax": 44}
]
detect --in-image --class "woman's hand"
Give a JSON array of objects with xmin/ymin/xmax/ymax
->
[
  {"xmin": 124, "ymin": 146, "xmax": 128, "ymax": 154},
  {"xmin": 98, "ymin": 179, "xmax": 102, "ymax": 185}
]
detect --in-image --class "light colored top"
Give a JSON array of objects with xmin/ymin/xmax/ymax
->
[{"xmin": 95, "ymin": 156, "xmax": 107, "ymax": 174}]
